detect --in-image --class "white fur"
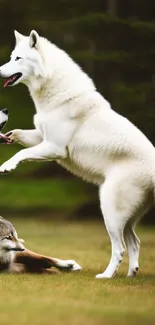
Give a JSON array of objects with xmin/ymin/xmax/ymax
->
[
  {"xmin": 0, "ymin": 110, "xmax": 8, "ymax": 126},
  {"xmin": 0, "ymin": 247, "xmax": 15, "ymax": 266},
  {"xmin": 0, "ymin": 30, "xmax": 155, "ymax": 278},
  {"xmin": 52, "ymin": 258, "xmax": 82, "ymax": 272},
  {"xmin": 0, "ymin": 235, "xmax": 25, "ymax": 270}
]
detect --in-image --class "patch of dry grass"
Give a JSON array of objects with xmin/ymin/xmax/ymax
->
[{"xmin": 0, "ymin": 218, "xmax": 155, "ymax": 325}]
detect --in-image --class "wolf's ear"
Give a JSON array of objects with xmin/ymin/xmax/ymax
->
[
  {"xmin": 29, "ymin": 30, "xmax": 39, "ymax": 49},
  {"xmin": 18, "ymin": 238, "xmax": 25, "ymax": 244},
  {"xmin": 14, "ymin": 30, "xmax": 25, "ymax": 44}
]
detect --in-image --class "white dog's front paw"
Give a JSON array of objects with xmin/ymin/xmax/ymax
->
[
  {"xmin": 0, "ymin": 159, "xmax": 18, "ymax": 173},
  {"xmin": 5, "ymin": 129, "xmax": 22, "ymax": 143}
]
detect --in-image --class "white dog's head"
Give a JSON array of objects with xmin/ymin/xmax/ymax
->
[
  {"xmin": 0, "ymin": 30, "xmax": 45, "ymax": 88},
  {"xmin": 0, "ymin": 29, "xmax": 95, "ymax": 99}
]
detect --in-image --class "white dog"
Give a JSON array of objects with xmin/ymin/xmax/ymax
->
[{"xmin": 0, "ymin": 30, "xmax": 155, "ymax": 278}]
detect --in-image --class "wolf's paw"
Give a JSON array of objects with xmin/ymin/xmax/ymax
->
[
  {"xmin": 57, "ymin": 259, "xmax": 82, "ymax": 272},
  {"xmin": 0, "ymin": 159, "xmax": 18, "ymax": 173},
  {"xmin": 66, "ymin": 260, "xmax": 82, "ymax": 272}
]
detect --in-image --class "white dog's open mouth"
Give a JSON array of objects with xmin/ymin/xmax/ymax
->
[{"xmin": 4, "ymin": 72, "xmax": 22, "ymax": 87}]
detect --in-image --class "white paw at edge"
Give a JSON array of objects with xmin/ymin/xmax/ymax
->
[
  {"xmin": 96, "ymin": 273, "xmax": 113, "ymax": 279},
  {"xmin": 66, "ymin": 260, "xmax": 82, "ymax": 271}
]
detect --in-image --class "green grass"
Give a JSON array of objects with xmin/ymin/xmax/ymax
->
[
  {"xmin": 0, "ymin": 143, "xmax": 90, "ymax": 213},
  {"xmin": 0, "ymin": 178, "xmax": 89, "ymax": 212},
  {"xmin": 0, "ymin": 142, "xmax": 90, "ymax": 214},
  {"xmin": 0, "ymin": 218, "xmax": 155, "ymax": 325}
]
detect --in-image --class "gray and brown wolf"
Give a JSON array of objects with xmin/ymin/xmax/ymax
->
[{"xmin": 0, "ymin": 216, "xmax": 81, "ymax": 273}]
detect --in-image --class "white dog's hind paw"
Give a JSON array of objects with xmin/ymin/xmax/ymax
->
[{"xmin": 96, "ymin": 272, "xmax": 116, "ymax": 279}]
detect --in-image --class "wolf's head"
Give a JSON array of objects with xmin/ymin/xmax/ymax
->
[
  {"xmin": 0, "ymin": 30, "xmax": 46, "ymax": 89},
  {"xmin": 0, "ymin": 217, "xmax": 25, "ymax": 254}
]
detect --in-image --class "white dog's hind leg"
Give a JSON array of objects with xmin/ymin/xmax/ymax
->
[
  {"xmin": 124, "ymin": 223, "xmax": 140, "ymax": 277},
  {"xmin": 0, "ymin": 141, "xmax": 67, "ymax": 173},
  {"xmin": 6, "ymin": 129, "xmax": 42, "ymax": 147},
  {"xmin": 96, "ymin": 169, "xmax": 149, "ymax": 279},
  {"xmin": 96, "ymin": 183, "xmax": 126, "ymax": 279},
  {"xmin": 96, "ymin": 222, "xmax": 125, "ymax": 279}
]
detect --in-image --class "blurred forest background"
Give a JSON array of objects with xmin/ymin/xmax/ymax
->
[{"xmin": 0, "ymin": 0, "xmax": 154, "ymax": 223}]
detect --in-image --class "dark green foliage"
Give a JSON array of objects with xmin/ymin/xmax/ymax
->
[{"xmin": 0, "ymin": 3, "xmax": 154, "ymax": 140}]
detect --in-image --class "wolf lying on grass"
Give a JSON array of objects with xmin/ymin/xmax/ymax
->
[
  {"xmin": 0, "ymin": 30, "xmax": 155, "ymax": 278},
  {"xmin": 0, "ymin": 216, "xmax": 81, "ymax": 273}
]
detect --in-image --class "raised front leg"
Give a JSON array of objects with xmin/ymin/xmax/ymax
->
[
  {"xmin": 6, "ymin": 129, "xmax": 43, "ymax": 147},
  {"xmin": 0, "ymin": 140, "xmax": 67, "ymax": 173}
]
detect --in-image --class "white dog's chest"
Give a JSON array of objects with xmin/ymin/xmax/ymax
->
[
  {"xmin": 34, "ymin": 110, "xmax": 79, "ymax": 149},
  {"xmin": 33, "ymin": 111, "xmax": 105, "ymax": 184}
]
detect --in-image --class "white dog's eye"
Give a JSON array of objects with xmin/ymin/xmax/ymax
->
[{"xmin": 15, "ymin": 56, "xmax": 22, "ymax": 61}]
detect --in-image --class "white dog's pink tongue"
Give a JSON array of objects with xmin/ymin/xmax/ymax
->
[
  {"xmin": 4, "ymin": 75, "xmax": 16, "ymax": 88},
  {"xmin": 4, "ymin": 78, "xmax": 12, "ymax": 88}
]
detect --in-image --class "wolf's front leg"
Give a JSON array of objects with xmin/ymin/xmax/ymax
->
[
  {"xmin": 15, "ymin": 249, "xmax": 82, "ymax": 272},
  {"xmin": 0, "ymin": 141, "xmax": 67, "ymax": 173},
  {"xmin": 50, "ymin": 258, "xmax": 82, "ymax": 272},
  {"xmin": 6, "ymin": 129, "xmax": 42, "ymax": 147}
]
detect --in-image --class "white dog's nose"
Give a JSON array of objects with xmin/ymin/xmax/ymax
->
[{"xmin": 2, "ymin": 108, "xmax": 8, "ymax": 115}]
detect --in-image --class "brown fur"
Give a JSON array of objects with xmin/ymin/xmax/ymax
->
[
  {"xmin": 13, "ymin": 249, "xmax": 60, "ymax": 273},
  {"xmin": 0, "ymin": 217, "xmax": 81, "ymax": 274}
]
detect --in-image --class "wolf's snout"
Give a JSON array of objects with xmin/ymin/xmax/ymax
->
[
  {"xmin": 16, "ymin": 241, "xmax": 25, "ymax": 251},
  {"xmin": 2, "ymin": 109, "xmax": 8, "ymax": 115},
  {"xmin": 17, "ymin": 247, "xmax": 25, "ymax": 252},
  {"xmin": 13, "ymin": 245, "xmax": 25, "ymax": 252},
  {"xmin": 0, "ymin": 121, "xmax": 7, "ymax": 131}
]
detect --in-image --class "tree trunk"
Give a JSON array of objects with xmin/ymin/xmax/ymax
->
[{"xmin": 107, "ymin": 0, "xmax": 117, "ymax": 16}]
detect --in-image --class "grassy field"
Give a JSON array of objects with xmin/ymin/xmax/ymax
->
[
  {"xmin": 0, "ymin": 142, "xmax": 91, "ymax": 215},
  {"xmin": 0, "ymin": 218, "xmax": 155, "ymax": 325}
]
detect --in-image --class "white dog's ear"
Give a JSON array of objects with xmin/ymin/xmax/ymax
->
[
  {"xmin": 29, "ymin": 30, "xmax": 39, "ymax": 49},
  {"xmin": 14, "ymin": 30, "xmax": 25, "ymax": 44}
]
